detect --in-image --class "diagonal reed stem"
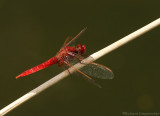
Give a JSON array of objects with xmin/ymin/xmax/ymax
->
[{"xmin": 0, "ymin": 18, "xmax": 160, "ymax": 116}]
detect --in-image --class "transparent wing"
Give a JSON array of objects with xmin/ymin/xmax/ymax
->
[
  {"xmin": 64, "ymin": 27, "xmax": 87, "ymax": 47},
  {"xmin": 63, "ymin": 36, "xmax": 72, "ymax": 47},
  {"xmin": 64, "ymin": 54, "xmax": 114, "ymax": 79},
  {"xmin": 61, "ymin": 27, "xmax": 87, "ymax": 49},
  {"xmin": 58, "ymin": 36, "xmax": 74, "ymax": 52},
  {"xmin": 64, "ymin": 60, "xmax": 102, "ymax": 88},
  {"xmin": 57, "ymin": 27, "xmax": 87, "ymax": 54},
  {"xmin": 80, "ymin": 62, "xmax": 114, "ymax": 79}
]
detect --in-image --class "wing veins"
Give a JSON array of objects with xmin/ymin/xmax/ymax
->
[{"xmin": 64, "ymin": 61, "xmax": 102, "ymax": 88}]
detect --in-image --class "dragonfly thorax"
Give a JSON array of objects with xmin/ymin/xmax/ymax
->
[{"xmin": 56, "ymin": 44, "xmax": 86, "ymax": 67}]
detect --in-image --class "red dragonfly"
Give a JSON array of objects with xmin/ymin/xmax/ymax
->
[{"xmin": 16, "ymin": 28, "xmax": 114, "ymax": 88}]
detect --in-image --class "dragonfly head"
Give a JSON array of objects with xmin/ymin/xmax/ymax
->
[{"xmin": 76, "ymin": 44, "xmax": 86, "ymax": 54}]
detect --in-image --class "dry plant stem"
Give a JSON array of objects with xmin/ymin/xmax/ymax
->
[
  {"xmin": 91, "ymin": 18, "xmax": 160, "ymax": 60},
  {"xmin": 0, "ymin": 18, "xmax": 160, "ymax": 116}
]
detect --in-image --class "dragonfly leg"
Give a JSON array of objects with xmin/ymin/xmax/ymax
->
[{"xmin": 67, "ymin": 68, "xmax": 71, "ymax": 75}]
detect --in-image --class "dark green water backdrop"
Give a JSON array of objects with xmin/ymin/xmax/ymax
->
[{"xmin": 0, "ymin": 0, "xmax": 160, "ymax": 116}]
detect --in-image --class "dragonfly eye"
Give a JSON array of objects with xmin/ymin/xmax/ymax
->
[
  {"xmin": 76, "ymin": 44, "xmax": 86, "ymax": 54},
  {"xmin": 81, "ymin": 45, "xmax": 86, "ymax": 54}
]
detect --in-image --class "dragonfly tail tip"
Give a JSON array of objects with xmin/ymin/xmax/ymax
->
[{"xmin": 16, "ymin": 75, "xmax": 21, "ymax": 79}]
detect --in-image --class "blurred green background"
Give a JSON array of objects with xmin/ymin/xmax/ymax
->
[{"xmin": 0, "ymin": 0, "xmax": 160, "ymax": 116}]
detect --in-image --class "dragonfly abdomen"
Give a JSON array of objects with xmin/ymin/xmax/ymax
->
[{"xmin": 16, "ymin": 57, "xmax": 58, "ymax": 79}]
